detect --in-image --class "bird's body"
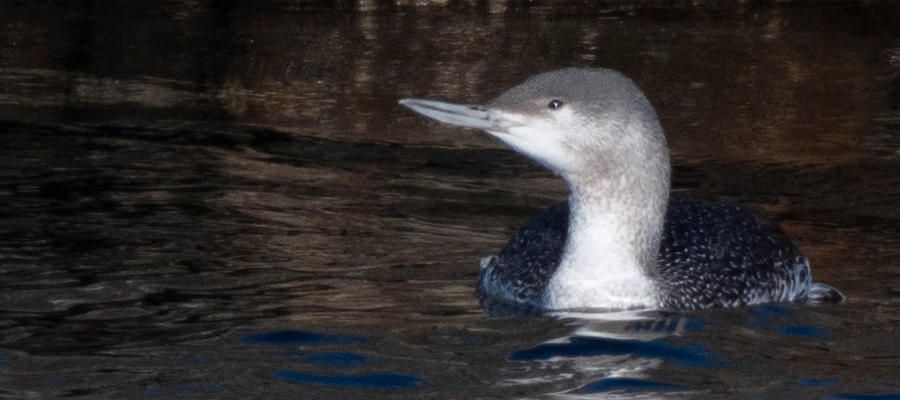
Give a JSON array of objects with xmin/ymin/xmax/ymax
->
[
  {"xmin": 479, "ymin": 196, "xmax": 838, "ymax": 311},
  {"xmin": 400, "ymin": 67, "xmax": 843, "ymax": 312}
]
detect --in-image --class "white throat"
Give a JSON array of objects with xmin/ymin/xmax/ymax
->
[
  {"xmin": 542, "ymin": 136, "xmax": 670, "ymax": 311},
  {"xmin": 544, "ymin": 188, "xmax": 661, "ymax": 310}
]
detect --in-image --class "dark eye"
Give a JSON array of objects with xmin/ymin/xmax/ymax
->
[{"xmin": 548, "ymin": 99, "xmax": 564, "ymax": 110}]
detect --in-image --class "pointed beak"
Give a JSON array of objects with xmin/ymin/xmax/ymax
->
[{"xmin": 398, "ymin": 98, "xmax": 519, "ymax": 133}]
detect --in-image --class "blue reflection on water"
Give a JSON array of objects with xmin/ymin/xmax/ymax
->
[
  {"xmin": 272, "ymin": 371, "xmax": 424, "ymax": 390},
  {"xmin": 240, "ymin": 330, "xmax": 425, "ymax": 391},
  {"xmin": 237, "ymin": 330, "xmax": 369, "ymax": 345},
  {"xmin": 683, "ymin": 317, "xmax": 710, "ymax": 333},
  {"xmin": 797, "ymin": 378, "xmax": 838, "ymax": 387},
  {"xmin": 510, "ymin": 336, "xmax": 719, "ymax": 367},
  {"xmin": 301, "ymin": 352, "xmax": 372, "ymax": 367},
  {"xmin": 749, "ymin": 305, "xmax": 835, "ymax": 339},
  {"xmin": 779, "ymin": 325, "xmax": 832, "ymax": 339},
  {"xmin": 829, "ymin": 394, "xmax": 900, "ymax": 400},
  {"xmin": 577, "ymin": 377, "xmax": 685, "ymax": 394}
]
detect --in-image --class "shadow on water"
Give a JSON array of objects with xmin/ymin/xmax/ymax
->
[
  {"xmin": 236, "ymin": 330, "xmax": 425, "ymax": 391},
  {"xmin": 224, "ymin": 304, "xmax": 862, "ymax": 397}
]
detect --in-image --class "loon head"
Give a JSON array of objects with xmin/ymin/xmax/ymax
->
[
  {"xmin": 399, "ymin": 68, "xmax": 669, "ymax": 186},
  {"xmin": 401, "ymin": 68, "xmax": 677, "ymax": 309}
]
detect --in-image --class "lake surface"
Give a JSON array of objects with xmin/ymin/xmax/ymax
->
[{"xmin": 1, "ymin": 1, "xmax": 899, "ymax": 398}]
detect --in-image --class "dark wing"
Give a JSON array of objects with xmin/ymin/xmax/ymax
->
[
  {"xmin": 657, "ymin": 195, "xmax": 815, "ymax": 309},
  {"xmin": 476, "ymin": 195, "xmax": 842, "ymax": 312},
  {"xmin": 478, "ymin": 202, "xmax": 568, "ymax": 309}
]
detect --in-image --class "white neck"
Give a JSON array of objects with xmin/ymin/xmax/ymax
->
[
  {"xmin": 544, "ymin": 182, "xmax": 661, "ymax": 310},
  {"xmin": 543, "ymin": 133, "xmax": 670, "ymax": 310}
]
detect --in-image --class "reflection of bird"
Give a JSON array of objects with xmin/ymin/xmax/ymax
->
[{"xmin": 400, "ymin": 68, "xmax": 843, "ymax": 311}]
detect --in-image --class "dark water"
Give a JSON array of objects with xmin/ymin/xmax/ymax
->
[{"xmin": 1, "ymin": 1, "xmax": 900, "ymax": 398}]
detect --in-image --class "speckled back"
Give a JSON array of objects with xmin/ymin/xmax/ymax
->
[{"xmin": 477, "ymin": 195, "xmax": 833, "ymax": 311}]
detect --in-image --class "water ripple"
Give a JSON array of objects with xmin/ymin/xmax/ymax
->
[
  {"xmin": 509, "ymin": 336, "xmax": 719, "ymax": 368},
  {"xmin": 271, "ymin": 371, "xmax": 424, "ymax": 390},
  {"xmin": 577, "ymin": 377, "xmax": 685, "ymax": 394},
  {"xmin": 236, "ymin": 330, "xmax": 368, "ymax": 345}
]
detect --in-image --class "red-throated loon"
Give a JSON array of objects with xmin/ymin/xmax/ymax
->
[{"xmin": 399, "ymin": 67, "xmax": 844, "ymax": 312}]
